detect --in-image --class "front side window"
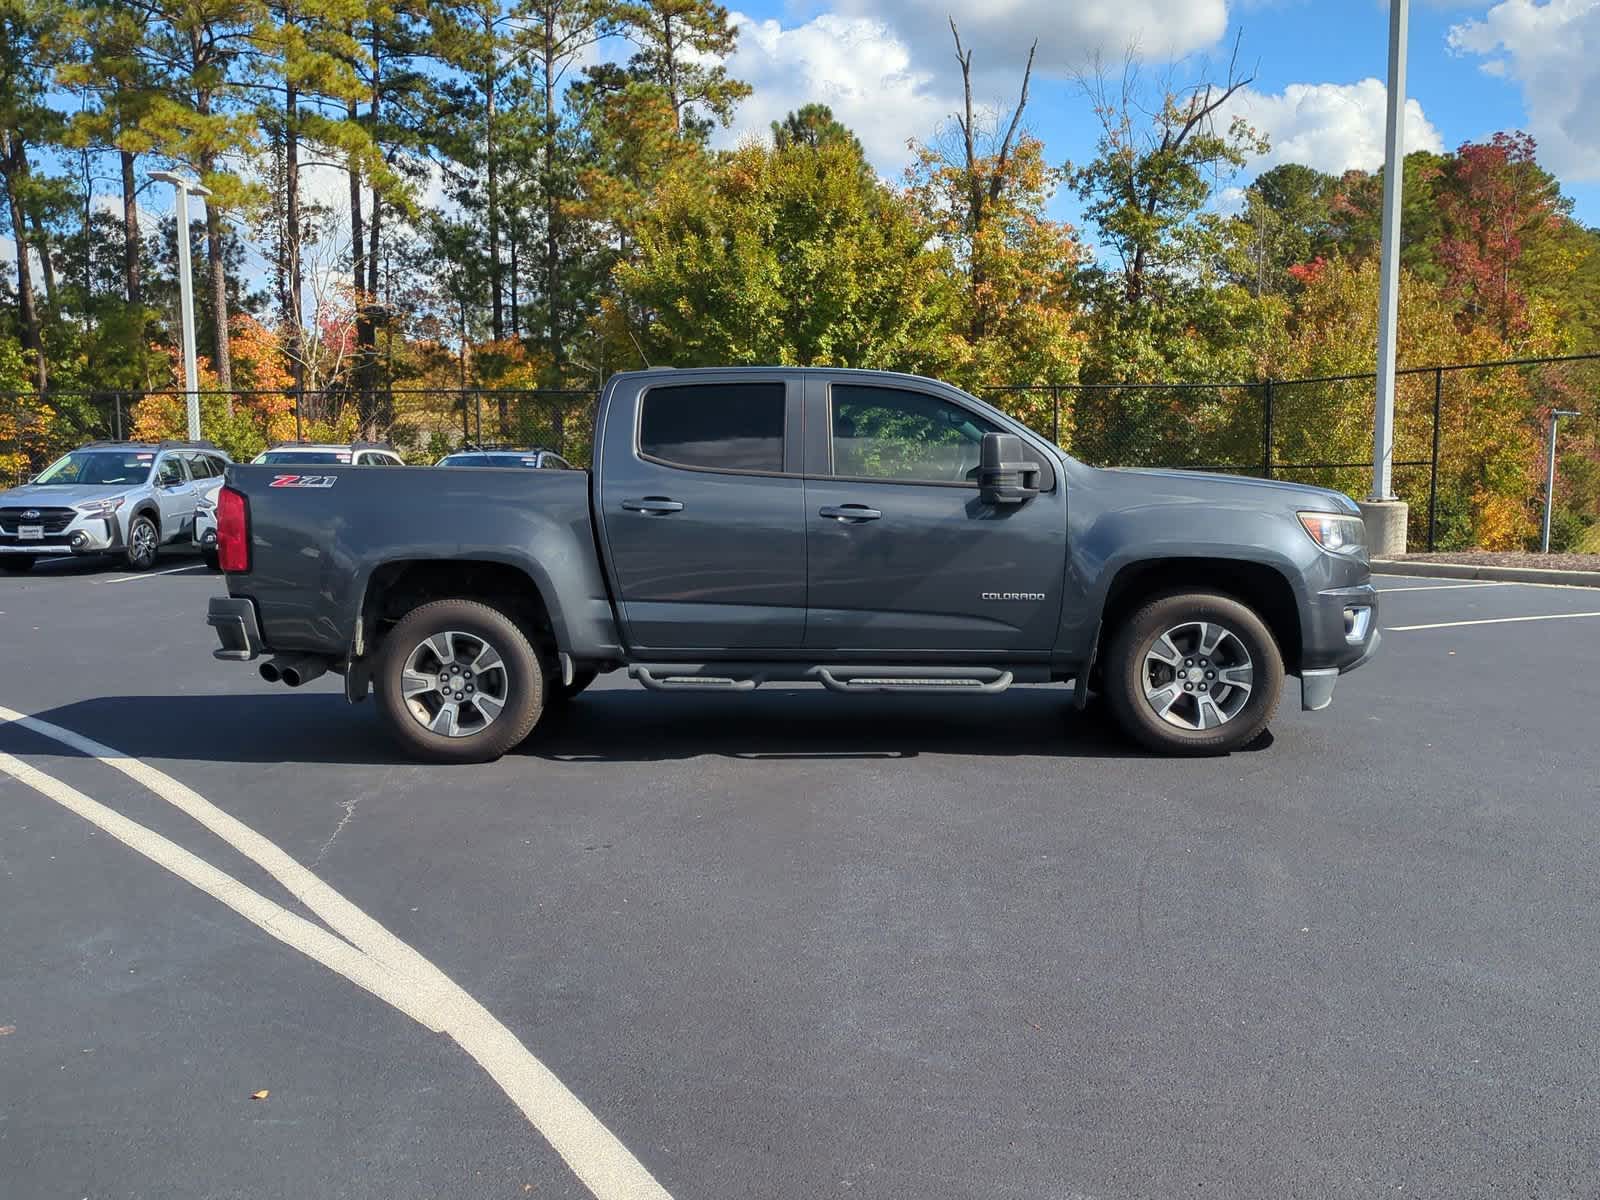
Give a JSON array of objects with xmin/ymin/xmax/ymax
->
[
  {"xmin": 830, "ymin": 385, "xmax": 997, "ymax": 484},
  {"xmin": 639, "ymin": 383, "xmax": 786, "ymax": 473},
  {"xmin": 157, "ymin": 457, "xmax": 187, "ymax": 486},
  {"xmin": 33, "ymin": 450, "xmax": 154, "ymax": 486}
]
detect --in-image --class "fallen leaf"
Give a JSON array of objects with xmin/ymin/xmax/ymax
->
[
  {"xmin": 0, "ymin": 1025, "xmax": 15, "ymax": 1036},
  {"xmin": 250, "ymin": 1090, "xmax": 269, "ymax": 1100}
]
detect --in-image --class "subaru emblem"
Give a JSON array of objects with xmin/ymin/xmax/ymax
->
[{"xmin": 21, "ymin": 509, "xmax": 39, "ymax": 519}]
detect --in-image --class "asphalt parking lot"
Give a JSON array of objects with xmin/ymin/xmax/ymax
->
[{"xmin": 3, "ymin": 556, "xmax": 1599, "ymax": 1199}]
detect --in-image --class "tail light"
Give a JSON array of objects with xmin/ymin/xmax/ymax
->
[{"xmin": 216, "ymin": 485, "xmax": 251, "ymax": 573}]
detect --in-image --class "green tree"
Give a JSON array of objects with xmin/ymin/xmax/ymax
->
[
  {"xmin": 615, "ymin": 0, "xmax": 748, "ymax": 139},
  {"xmin": 616, "ymin": 137, "xmax": 953, "ymax": 371}
]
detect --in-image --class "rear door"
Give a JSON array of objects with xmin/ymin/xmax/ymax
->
[
  {"xmin": 802, "ymin": 376, "xmax": 1067, "ymax": 652},
  {"xmin": 597, "ymin": 373, "xmax": 807, "ymax": 652}
]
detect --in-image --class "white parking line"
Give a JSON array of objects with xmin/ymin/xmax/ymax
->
[
  {"xmin": 0, "ymin": 705, "xmax": 672, "ymax": 1200},
  {"xmin": 1387, "ymin": 611, "xmax": 1600, "ymax": 632},
  {"xmin": 1376, "ymin": 582, "xmax": 1509, "ymax": 593},
  {"xmin": 103, "ymin": 565, "xmax": 209, "ymax": 584}
]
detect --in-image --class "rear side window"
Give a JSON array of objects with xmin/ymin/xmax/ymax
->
[
  {"xmin": 185, "ymin": 453, "xmax": 216, "ymax": 479},
  {"xmin": 639, "ymin": 383, "xmax": 786, "ymax": 473}
]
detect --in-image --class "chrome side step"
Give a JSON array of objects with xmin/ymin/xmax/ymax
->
[{"xmin": 628, "ymin": 663, "xmax": 1023, "ymax": 695}]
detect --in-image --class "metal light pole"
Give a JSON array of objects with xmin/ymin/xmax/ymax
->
[
  {"xmin": 150, "ymin": 171, "xmax": 212, "ymax": 441},
  {"xmin": 1372, "ymin": 0, "xmax": 1408, "ymax": 504},
  {"xmin": 1541, "ymin": 409, "xmax": 1581, "ymax": 553}
]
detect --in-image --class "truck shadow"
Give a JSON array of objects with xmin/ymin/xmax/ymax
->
[{"xmin": 8, "ymin": 686, "xmax": 1273, "ymax": 766}]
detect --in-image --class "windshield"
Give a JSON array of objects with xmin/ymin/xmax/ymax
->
[
  {"xmin": 33, "ymin": 450, "xmax": 155, "ymax": 486},
  {"xmin": 255, "ymin": 449, "xmax": 351, "ymax": 465}
]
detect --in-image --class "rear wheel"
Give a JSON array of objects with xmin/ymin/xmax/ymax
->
[
  {"xmin": 123, "ymin": 514, "xmax": 159, "ymax": 571},
  {"xmin": 376, "ymin": 598, "xmax": 545, "ymax": 763},
  {"xmin": 1, "ymin": 557, "xmax": 35, "ymax": 574},
  {"xmin": 1104, "ymin": 590, "xmax": 1283, "ymax": 755},
  {"xmin": 201, "ymin": 547, "xmax": 220, "ymax": 572}
]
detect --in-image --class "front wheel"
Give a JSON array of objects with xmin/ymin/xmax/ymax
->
[
  {"xmin": 1104, "ymin": 591, "xmax": 1284, "ymax": 755},
  {"xmin": 376, "ymin": 598, "xmax": 545, "ymax": 763},
  {"xmin": 123, "ymin": 514, "xmax": 160, "ymax": 571}
]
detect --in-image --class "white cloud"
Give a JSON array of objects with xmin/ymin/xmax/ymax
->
[
  {"xmin": 835, "ymin": 0, "xmax": 1229, "ymax": 78},
  {"xmin": 1448, "ymin": 0, "xmax": 1600, "ymax": 180},
  {"xmin": 1228, "ymin": 79, "xmax": 1444, "ymax": 176},
  {"xmin": 718, "ymin": 12, "xmax": 956, "ymax": 174}
]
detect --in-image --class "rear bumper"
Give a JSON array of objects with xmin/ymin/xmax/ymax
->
[{"xmin": 208, "ymin": 596, "xmax": 264, "ymax": 661}]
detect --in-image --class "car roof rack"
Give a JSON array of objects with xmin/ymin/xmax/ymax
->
[
  {"xmin": 79, "ymin": 439, "xmax": 221, "ymax": 451},
  {"xmin": 457, "ymin": 443, "xmax": 552, "ymax": 454}
]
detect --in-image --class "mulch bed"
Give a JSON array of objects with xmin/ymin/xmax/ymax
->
[{"xmin": 1391, "ymin": 551, "xmax": 1600, "ymax": 573}]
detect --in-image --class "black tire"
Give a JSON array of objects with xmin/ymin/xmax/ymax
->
[
  {"xmin": 1104, "ymin": 590, "xmax": 1284, "ymax": 755},
  {"xmin": 123, "ymin": 513, "xmax": 160, "ymax": 571},
  {"xmin": 201, "ymin": 547, "xmax": 220, "ymax": 572},
  {"xmin": 375, "ymin": 598, "xmax": 545, "ymax": 763},
  {"xmin": 548, "ymin": 666, "xmax": 598, "ymax": 705},
  {"xmin": 1, "ymin": 557, "xmax": 35, "ymax": 574}
]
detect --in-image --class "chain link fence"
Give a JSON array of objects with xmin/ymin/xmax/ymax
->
[{"xmin": 4, "ymin": 355, "xmax": 1597, "ymax": 552}]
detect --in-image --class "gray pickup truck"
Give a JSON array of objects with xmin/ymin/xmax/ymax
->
[{"xmin": 206, "ymin": 367, "xmax": 1379, "ymax": 760}]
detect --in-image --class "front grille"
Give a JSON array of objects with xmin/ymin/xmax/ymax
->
[{"xmin": 0, "ymin": 506, "xmax": 77, "ymax": 534}]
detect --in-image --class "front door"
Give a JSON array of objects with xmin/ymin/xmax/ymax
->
[
  {"xmin": 598, "ymin": 374, "xmax": 807, "ymax": 652},
  {"xmin": 153, "ymin": 455, "xmax": 195, "ymax": 542},
  {"xmin": 803, "ymin": 379, "xmax": 1067, "ymax": 652}
]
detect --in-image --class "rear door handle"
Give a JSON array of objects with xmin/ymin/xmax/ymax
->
[
  {"xmin": 622, "ymin": 497, "xmax": 685, "ymax": 514},
  {"xmin": 819, "ymin": 505, "xmax": 882, "ymax": 522}
]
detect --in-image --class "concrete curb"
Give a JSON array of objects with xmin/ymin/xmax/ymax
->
[{"xmin": 1373, "ymin": 559, "xmax": 1600, "ymax": 588}]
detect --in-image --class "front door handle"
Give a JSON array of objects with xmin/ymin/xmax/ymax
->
[
  {"xmin": 622, "ymin": 497, "xmax": 684, "ymax": 515},
  {"xmin": 819, "ymin": 504, "xmax": 882, "ymax": 522}
]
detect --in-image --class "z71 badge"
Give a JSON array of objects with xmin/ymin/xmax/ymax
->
[{"xmin": 268, "ymin": 474, "xmax": 339, "ymax": 488}]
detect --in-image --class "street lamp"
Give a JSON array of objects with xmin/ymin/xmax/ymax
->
[
  {"xmin": 150, "ymin": 170, "xmax": 212, "ymax": 441},
  {"xmin": 1541, "ymin": 409, "xmax": 1581, "ymax": 553},
  {"xmin": 1364, "ymin": 0, "xmax": 1410, "ymax": 556}
]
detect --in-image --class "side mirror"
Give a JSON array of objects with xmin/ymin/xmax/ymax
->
[{"xmin": 978, "ymin": 432, "xmax": 1041, "ymax": 506}]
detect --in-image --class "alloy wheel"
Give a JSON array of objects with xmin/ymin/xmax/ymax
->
[
  {"xmin": 1141, "ymin": 620, "xmax": 1255, "ymax": 731},
  {"xmin": 399, "ymin": 630, "xmax": 510, "ymax": 738}
]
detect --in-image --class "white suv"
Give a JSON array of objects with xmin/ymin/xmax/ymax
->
[{"xmin": 1, "ymin": 441, "xmax": 231, "ymax": 573}]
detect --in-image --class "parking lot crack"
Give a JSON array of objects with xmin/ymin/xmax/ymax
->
[{"xmin": 311, "ymin": 796, "xmax": 361, "ymax": 867}]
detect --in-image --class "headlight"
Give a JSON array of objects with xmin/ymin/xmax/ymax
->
[
  {"xmin": 76, "ymin": 497, "xmax": 125, "ymax": 517},
  {"xmin": 1298, "ymin": 511, "xmax": 1366, "ymax": 554}
]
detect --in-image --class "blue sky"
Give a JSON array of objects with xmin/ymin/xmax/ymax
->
[{"xmin": 711, "ymin": 0, "xmax": 1600, "ymax": 226}]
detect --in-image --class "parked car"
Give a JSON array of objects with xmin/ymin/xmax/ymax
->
[
  {"xmin": 435, "ymin": 447, "xmax": 575, "ymax": 470},
  {"xmin": 252, "ymin": 442, "xmax": 406, "ymax": 468},
  {"xmin": 2, "ymin": 441, "xmax": 231, "ymax": 573},
  {"xmin": 206, "ymin": 367, "xmax": 1379, "ymax": 760}
]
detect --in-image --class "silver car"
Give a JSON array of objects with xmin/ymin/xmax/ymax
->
[{"xmin": 0, "ymin": 441, "xmax": 232, "ymax": 574}]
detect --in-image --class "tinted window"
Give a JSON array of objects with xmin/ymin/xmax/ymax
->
[
  {"xmin": 639, "ymin": 383, "xmax": 786, "ymax": 473},
  {"xmin": 257, "ymin": 449, "xmax": 351, "ymax": 465},
  {"xmin": 830, "ymin": 385, "xmax": 999, "ymax": 483},
  {"xmin": 184, "ymin": 453, "xmax": 215, "ymax": 479},
  {"xmin": 157, "ymin": 457, "xmax": 187, "ymax": 485},
  {"xmin": 438, "ymin": 454, "xmax": 488, "ymax": 467}
]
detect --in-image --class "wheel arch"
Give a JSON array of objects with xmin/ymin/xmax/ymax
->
[
  {"xmin": 358, "ymin": 558, "xmax": 562, "ymax": 662},
  {"xmin": 1096, "ymin": 557, "xmax": 1303, "ymax": 671}
]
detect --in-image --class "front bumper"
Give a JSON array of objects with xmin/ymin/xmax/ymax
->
[
  {"xmin": 1299, "ymin": 580, "xmax": 1381, "ymax": 711},
  {"xmin": 0, "ymin": 512, "xmax": 123, "ymax": 556},
  {"xmin": 208, "ymin": 595, "xmax": 264, "ymax": 661}
]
